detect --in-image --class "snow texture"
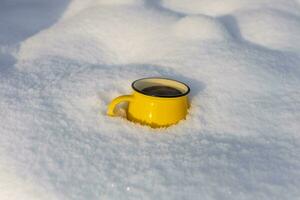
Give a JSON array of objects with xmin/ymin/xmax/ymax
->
[{"xmin": 1, "ymin": 0, "xmax": 300, "ymax": 199}]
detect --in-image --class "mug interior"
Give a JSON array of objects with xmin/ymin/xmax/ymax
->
[{"xmin": 132, "ymin": 77, "xmax": 190, "ymax": 97}]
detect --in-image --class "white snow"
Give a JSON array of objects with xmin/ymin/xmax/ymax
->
[
  {"xmin": 234, "ymin": 9, "xmax": 300, "ymax": 51},
  {"xmin": 161, "ymin": 0, "xmax": 300, "ymax": 16},
  {"xmin": 1, "ymin": 0, "xmax": 300, "ymax": 199},
  {"xmin": 172, "ymin": 15, "xmax": 230, "ymax": 41}
]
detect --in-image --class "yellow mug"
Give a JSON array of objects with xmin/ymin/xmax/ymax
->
[{"xmin": 107, "ymin": 77, "xmax": 190, "ymax": 128}]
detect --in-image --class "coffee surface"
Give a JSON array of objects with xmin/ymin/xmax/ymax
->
[{"xmin": 141, "ymin": 85, "xmax": 182, "ymax": 97}]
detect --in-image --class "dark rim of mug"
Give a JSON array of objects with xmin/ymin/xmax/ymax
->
[{"xmin": 131, "ymin": 77, "xmax": 191, "ymax": 98}]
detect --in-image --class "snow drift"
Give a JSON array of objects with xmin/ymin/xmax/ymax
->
[{"xmin": 0, "ymin": 0, "xmax": 300, "ymax": 199}]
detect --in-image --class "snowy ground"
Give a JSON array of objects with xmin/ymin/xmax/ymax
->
[{"xmin": 1, "ymin": 0, "xmax": 300, "ymax": 199}]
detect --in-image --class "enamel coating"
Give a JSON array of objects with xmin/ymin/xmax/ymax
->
[{"xmin": 107, "ymin": 78, "xmax": 190, "ymax": 128}]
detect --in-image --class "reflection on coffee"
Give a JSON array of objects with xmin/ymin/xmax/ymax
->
[{"xmin": 141, "ymin": 85, "xmax": 182, "ymax": 97}]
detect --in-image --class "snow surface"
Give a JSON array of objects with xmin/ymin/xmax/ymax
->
[{"xmin": 1, "ymin": 0, "xmax": 300, "ymax": 199}]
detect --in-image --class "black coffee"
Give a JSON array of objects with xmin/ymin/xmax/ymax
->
[{"xmin": 141, "ymin": 85, "xmax": 182, "ymax": 97}]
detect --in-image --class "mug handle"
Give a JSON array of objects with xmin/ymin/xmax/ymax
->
[{"xmin": 107, "ymin": 95, "xmax": 134, "ymax": 116}]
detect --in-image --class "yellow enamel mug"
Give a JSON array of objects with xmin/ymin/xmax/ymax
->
[{"xmin": 107, "ymin": 77, "xmax": 190, "ymax": 128}]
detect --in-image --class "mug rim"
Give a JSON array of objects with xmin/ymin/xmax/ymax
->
[{"xmin": 131, "ymin": 77, "xmax": 190, "ymax": 98}]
